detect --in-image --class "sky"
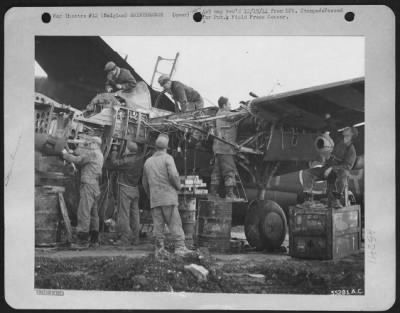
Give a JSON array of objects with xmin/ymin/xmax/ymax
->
[{"xmin": 35, "ymin": 36, "xmax": 364, "ymax": 108}]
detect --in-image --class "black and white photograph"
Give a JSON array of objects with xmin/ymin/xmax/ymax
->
[{"xmin": 4, "ymin": 5, "xmax": 395, "ymax": 310}]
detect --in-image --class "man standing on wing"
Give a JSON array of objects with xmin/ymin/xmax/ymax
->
[
  {"xmin": 104, "ymin": 61, "xmax": 137, "ymax": 93},
  {"xmin": 142, "ymin": 133, "xmax": 192, "ymax": 258},
  {"xmin": 109, "ymin": 141, "xmax": 143, "ymax": 246},
  {"xmin": 209, "ymin": 96, "xmax": 240, "ymax": 201},
  {"xmin": 158, "ymin": 74, "xmax": 204, "ymax": 112},
  {"xmin": 62, "ymin": 136, "xmax": 104, "ymax": 248}
]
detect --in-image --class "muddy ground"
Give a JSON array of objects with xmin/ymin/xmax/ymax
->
[{"xmin": 35, "ymin": 228, "xmax": 364, "ymax": 294}]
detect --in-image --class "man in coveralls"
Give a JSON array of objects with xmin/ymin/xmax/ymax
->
[
  {"xmin": 110, "ymin": 141, "xmax": 143, "ymax": 246},
  {"xmin": 62, "ymin": 136, "xmax": 104, "ymax": 248},
  {"xmin": 308, "ymin": 126, "xmax": 358, "ymax": 207},
  {"xmin": 158, "ymin": 74, "xmax": 204, "ymax": 112},
  {"xmin": 104, "ymin": 61, "xmax": 137, "ymax": 93},
  {"xmin": 142, "ymin": 133, "xmax": 192, "ymax": 258},
  {"xmin": 209, "ymin": 96, "xmax": 241, "ymax": 201}
]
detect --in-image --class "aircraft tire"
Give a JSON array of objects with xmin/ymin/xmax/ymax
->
[
  {"xmin": 259, "ymin": 200, "xmax": 288, "ymax": 251},
  {"xmin": 244, "ymin": 200, "xmax": 268, "ymax": 251}
]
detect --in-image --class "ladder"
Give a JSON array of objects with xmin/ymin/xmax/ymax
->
[
  {"xmin": 150, "ymin": 52, "xmax": 180, "ymax": 90},
  {"xmin": 233, "ymin": 172, "xmax": 248, "ymax": 202}
]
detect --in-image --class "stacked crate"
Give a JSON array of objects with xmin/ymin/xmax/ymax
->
[
  {"xmin": 289, "ymin": 204, "xmax": 361, "ymax": 259},
  {"xmin": 178, "ymin": 175, "xmax": 208, "ymax": 196}
]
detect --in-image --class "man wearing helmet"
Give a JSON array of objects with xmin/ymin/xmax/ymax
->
[
  {"xmin": 158, "ymin": 74, "xmax": 204, "ymax": 112},
  {"xmin": 308, "ymin": 126, "xmax": 359, "ymax": 208},
  {"xmin": 104, "ymin": 61, "xmax": 137, "ymax": 93},
  {"xmin": 142, "ymin": 133, "xmax": 193, "ymax": 258},
  {"xmin": 109, "ymin": 141, "xmax": 144, "ymax": 246},
  {"xmin": 209, "ymin": 96, "xmax": 241, "ymax": 201},
  {"xmin": 62, "ymin": 136, "xmax": 104, "ymax": 248}
]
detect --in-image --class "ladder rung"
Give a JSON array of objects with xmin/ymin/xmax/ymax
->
[{"xmin": 159, "ymin": 57, "xmax": 176, "ymax": 61}]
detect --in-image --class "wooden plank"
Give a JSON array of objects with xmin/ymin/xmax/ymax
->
[
  {"xmin": 136, "ymin": 112, "xmax": 143, "ymax": 140},
  {"xmin": 41, "ymin": 185, "xmax": 66, "ymax": 193},
  {"xmin": 58, "ymin": 192, "xmax": 72, "ymax": 243}
]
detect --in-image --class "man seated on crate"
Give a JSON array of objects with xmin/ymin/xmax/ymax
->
[
  {"xmin": 307, "ymin": 126, "xmax": 358, "ymax": 208},
  {"xmin": 104, "ymin": 61, "xmax": 137, "ymax": 94}
]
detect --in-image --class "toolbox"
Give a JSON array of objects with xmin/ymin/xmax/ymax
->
[{"xmin": 288, "ymin": 204, "xmax": 361, "ymax": 259}]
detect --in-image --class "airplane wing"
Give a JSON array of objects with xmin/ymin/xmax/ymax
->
[
  {"xmin": 249, "ymin": 77, "xmax": 364, "ymax": 130},
  {"xmin": 35, "ymin": 36, "xmax": 175, "ymax": 112}
]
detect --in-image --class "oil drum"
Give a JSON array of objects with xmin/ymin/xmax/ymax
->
[
  {"xmin": 35, "ymin": 186, "xmax": 63, "ymax": 245},
  {"xmin": 178, "ymin": 196, "xmax": 196, "ymax": 245},
  {"xmin": 197, "ymin": 199, "xmax": 232, "ymax": 252}
]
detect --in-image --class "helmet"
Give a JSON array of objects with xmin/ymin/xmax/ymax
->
[
  {"xmin": 89, "ymin": 136, "xmax": 102, "ymax": 147},
  {"xmin": 104, "ymin": 61, "xmax": 117, "ymax": 72},
  {"xmin": 217, "ymin": 96, "xmax": 229, "ymax": 108},
  {"xmin": 350, "ymin": 126, "xmax": 359, "ymax": 139},
  {"xmin": 342, "ymin": 126, "xmax": 359, "ymax": 140},
  {"xmin": 127, "ymin": 141, "xmax": 138, "ymax": 152},
  {"xmin": 158, "ymin": 74, "xmax": 170, "ymax": 86},
  {"xmin": 155, "ymin": 133, "xmax": 169, "ymax": 149}
]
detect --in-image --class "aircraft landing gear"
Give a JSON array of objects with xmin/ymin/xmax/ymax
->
[{"xmin": 244, "ymin": 200, "xmax": 288, "ymax": 251}]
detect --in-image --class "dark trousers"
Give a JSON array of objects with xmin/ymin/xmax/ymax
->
[
  {"xmin": 307, "ymin": 165, "xmax": 349, "ymax": 196},
  {"xmin": 211, "ymin": 154, "xmax": 237, "ymax": 187},
  {"xmin": 182, "ymin": 98, "xmax": 204, "ymax": 112},
  {"xmin": 116, "ymin": 184, "xmax": 140, "ymax": 242},
  {"xmin": 77, "ymin": 183, "xmax": 100, "ymax": 234}
]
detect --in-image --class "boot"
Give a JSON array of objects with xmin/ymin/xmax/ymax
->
[
  {"xmin": 89, "ymin": 230, "xmax": 100, "ymax": 248},
  {"xmin": 208, "ymin": 184, "xmax": 220, "ymax": 199},
  {"xmin": 155, "ymin": 241, "xmax": 170, "ymax": 259},
  {"xmin": 175, "ymin": 245, "xmax": 194, "ymax": 257},
  {"xmin": 70, "ymin": 232, "xmax": 90, "ymax": 249},
  {"xmin": 225, "ymin": 186, "xmax": 239, "ymax": 202},
  {"xmin": 328, "ymin": 192, "xmax": 343, "ymax": 208},
  {"xmin": 113, "ymin": 236, "xmax": 131, "ymax": 247}
]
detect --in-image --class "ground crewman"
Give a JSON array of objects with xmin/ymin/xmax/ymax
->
[
  {"xmin": 307, "ymin": 126, "xmax": 358, "ymax": 207},
  {"xmin": 109, "ymin": 141, "xmax": 144, "ymax": 246},
  {"xmin": 104, "ymin": 61, "xmax": 137, "ymax": 93},
  {"xmin": 142, "ymin": 133, "xmax": 192, "ymax": 258},
  {"xmin": 62, "ymin": 136, "xmax": 104, "ymax": 248},
  {"xmin": 158, "ymin": 74, "xmax": 204, "ymax": 112},
  {"xmin": 209, "ymin": 96, "xmax": 241, "ymax": 201}
]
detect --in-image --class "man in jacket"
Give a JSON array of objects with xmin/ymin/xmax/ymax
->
[
  {"xmin": 62, "ymin": 136, "xmax": 104, "ymax": 248},
  {"xmin": 209, "ymin": 96, "xmax": 240, "ymax": 201},
  {"xmin": 104, "ymin": 61, "xmax": 137, "ymax": 93},
  {"xmin": 142, "ymin": 133, "xmax": 192, "ymax": 258},
  {"xmin": 158, "ymin": 74, "xmax": 204, "ymax": 112},
  {"xmin": 307, "ymin": 126, "xmax": 358, "ymax": 207},
  {"xmin": 109, "ymin": 141, "xmax": 144, "ymax": 245}
]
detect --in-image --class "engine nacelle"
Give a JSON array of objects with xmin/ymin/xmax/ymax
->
[
  {"xmin": 314, "ymin": 132, "xmax": 334, "ymax": 160},
  {"xmin": 35, "ymin": 133, "xmax": 67, "ymax": 156}
]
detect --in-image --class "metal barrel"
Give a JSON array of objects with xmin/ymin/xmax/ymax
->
[
  {"xmin": 197, "ymin": 199, "xmax": 232, "ymax": 252},
  {"xmin": 35, "ymin": 186, "xmax": 63, "ymax": 245},
  {"xmin": 178, "ymin": 196, "xmax": 196, "ymax": 245}
]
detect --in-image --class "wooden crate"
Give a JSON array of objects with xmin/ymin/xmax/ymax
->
[{"xmin": 289, "ymin": 204, "xmax": 361, "ymax": 259}]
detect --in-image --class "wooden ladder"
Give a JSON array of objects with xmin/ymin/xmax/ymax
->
[
  {"xmin": 233, "ymin": 172, "xmax": 248, "ymax": 203},
  {"xmin": 58, "ymin": 192, "xmax": 73, "ymax": 243},
  {"xmin": 150, "ymin": 52, "xmax": 180, "ymax": 90}
]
